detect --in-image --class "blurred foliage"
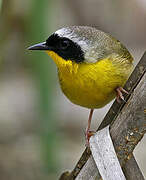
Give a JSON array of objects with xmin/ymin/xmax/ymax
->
[
  {"xmin": 26, "ymin": 0, "xmax": 59, "ymax": 173},
  {"xmin": 0, "ymin": 0, "xmax": 59, "ymax": 175},
  {"xmin": 0, "ymin": 0, "xmax": 2, "ymax": 12}
]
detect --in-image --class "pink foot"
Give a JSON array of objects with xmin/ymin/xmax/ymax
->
[
  {"xmin": 85, "ymin": 129, "xmax": 95, "ymax": 147},
  {"xmin": 116, "ymin": 87, "xmax": 129, "ymax": 103}
]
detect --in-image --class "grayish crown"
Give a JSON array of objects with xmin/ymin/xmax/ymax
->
[{"xmin": 55, "ymin": 26, "xmax": 131, "ymax": 63}]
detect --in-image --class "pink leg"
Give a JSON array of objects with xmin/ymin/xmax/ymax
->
[
  {"xmin": 86, "ymin": 109, "xmax": 95, "ymax": 146},
  {"xmin": 116, "ymin": 87, "xmax": 129, "ymax": 103}
]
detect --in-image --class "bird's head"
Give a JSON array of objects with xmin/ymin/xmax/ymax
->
[
  {"xmin": 28, "ymin": 26, "xmax": 125, "ymax": 67},
  {"xmin": 29, "ymin": 26, "xmax": 100, "ymax": 66}
]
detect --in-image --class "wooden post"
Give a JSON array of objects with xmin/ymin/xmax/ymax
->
[
  {"xmin": 90, "ymin": 126, "xmax": 126, "ymax": 180},
  {"xmin": 59, "ymin": 52, "xmax": 146, "ymax": 180}
]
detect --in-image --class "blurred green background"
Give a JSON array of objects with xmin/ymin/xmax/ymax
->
[{"xmin": 0, "ymin": 0, "xmax": 145, "ymax": 179}]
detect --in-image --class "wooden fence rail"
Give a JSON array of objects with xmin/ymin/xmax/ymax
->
[{"xmin": 59, "ymin": 52, "xmax": 146, "ymax": 180}]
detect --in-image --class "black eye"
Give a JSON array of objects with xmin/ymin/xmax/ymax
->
[{"xmin": 60, "ymin": 40, "xmax": 70, "ymax": 50}]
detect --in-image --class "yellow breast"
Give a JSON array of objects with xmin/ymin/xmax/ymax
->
[{"xmin": 47, "ymin": 51, "xmax": 133, "ymax": 109}]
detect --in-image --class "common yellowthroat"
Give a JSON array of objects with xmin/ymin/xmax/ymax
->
[{"xmin": 28, "ymin": 26, "xmax": 133, "ymax": 144}]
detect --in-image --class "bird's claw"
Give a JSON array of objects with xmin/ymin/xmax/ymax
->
[
  {"xmin": 116, "ymin": 87, "xmax": 128, "ymax": 103},
  {"xmin": 85, "ymin": 129, "xmax": 95, "ymax": 147}
]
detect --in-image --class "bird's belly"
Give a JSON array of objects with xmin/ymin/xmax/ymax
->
[
  {"xmin": 59, "ymin": 74, "xmax": 117, "ymax": 109},
  {"xmin": 62, "ymin": 84, "xmax": 115, "ymax": 109}
]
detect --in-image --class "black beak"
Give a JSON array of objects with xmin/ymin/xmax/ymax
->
[{"xmin": 27, "ymin": 42, "xmax": 49, "ymax": 50}]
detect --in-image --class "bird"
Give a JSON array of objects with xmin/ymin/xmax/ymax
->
[{"xmin": 28, "ymin": 26, "xmax": 133, "ymax": 145}]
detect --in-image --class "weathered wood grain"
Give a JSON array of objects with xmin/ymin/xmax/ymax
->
[
  {"xmin": 123, "ymin": 155, "xmax": 145, "ymax": 180},
  {"xmin": 90, "ymin": 126, "xmax": 126, "ymax": 180},
  {"xmin": 110, "ymin": 73, "xmax": 146, "ymax": 166},
  {"xmin": 75, "ymin": 156, "xmax": 98, "ymax": 180}
]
